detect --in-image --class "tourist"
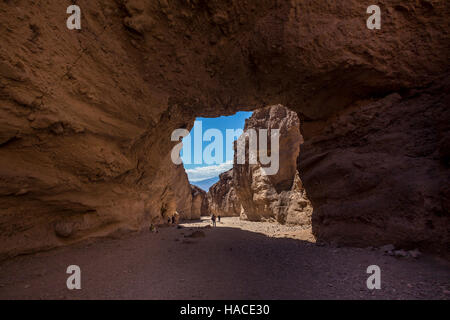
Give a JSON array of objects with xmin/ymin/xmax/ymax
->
[{"xmin": 149, "ymin": 224, "xmax": 158, "ymax": 233}]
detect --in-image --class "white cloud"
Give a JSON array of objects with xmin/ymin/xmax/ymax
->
[{"xmin": 185, "ymin": 161, "xmax": 233, "ymax": 182}]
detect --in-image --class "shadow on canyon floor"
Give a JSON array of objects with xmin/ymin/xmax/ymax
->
[{"xmin": 0, "ymin": 220, "xmax": 449, "ymax": 300}]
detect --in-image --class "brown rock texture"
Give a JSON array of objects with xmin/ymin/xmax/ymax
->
[
  {"xmin": 0, "ymin": 0, "xmax": 449, "ymax": 257},
  {"xmin": 299, "ymin": 79, "xmax": 450, "ymax": 252},
  {"xmin": 164, "ymin": 162, "xmax": 193, "ymax": 221},
  {"xmin": 233, "ymin": 105, "xmax": 313, "ymax": 225},
  {"xmin": 207, "ymin": 170, "xmax": 241, "ymax": 217},
  {"xmin": 190, "ymin": 185, "xmax": 209, "ymax": 219}
]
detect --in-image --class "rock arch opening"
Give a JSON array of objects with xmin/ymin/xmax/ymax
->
[
  {"xmin": 169, "ymin": 105, "xmax": 314, "ymax": 233},
  {"xmin": 0, "ymin": 0, "xmax": 448, "ymax": 261}
]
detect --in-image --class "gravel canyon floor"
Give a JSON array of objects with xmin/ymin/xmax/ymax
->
[{"xmin": 0, "ymin": 217, "xmax": 448, "ymax": 300}]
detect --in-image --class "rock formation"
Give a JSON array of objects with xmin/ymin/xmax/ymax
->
[
  {"xmin": 167, "ymin": 162, "xmax": 193, "ymax": 221},
  {"xmin": 207, "ymin": 170, "xmax": 241, "ymax": 217},
  {"xmin": 0, "ymin": 0, "xmax": 449, "ymax": 257},
  {"xmin": 190, "ymin": 185, "xmax": 209, "ymax": 219},
  {"xmin": 232, "ymin": 105, "xmax": 313, "ymax": 225},
  {"xmin": 299, "ymin": 81, "xmax": 450, "ymax": 251}
]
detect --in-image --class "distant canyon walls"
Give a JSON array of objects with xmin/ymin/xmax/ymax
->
[
  {"xmin": 233, "ymin": 105, "xmax": 312, "ymax": 225},
  {"xmin": 0, "ymin": 0, "xmax": 449, "ymax": 257},
  {"xmin": 207, "ymin": 105, "xmax": 313, "ymax": 226}
]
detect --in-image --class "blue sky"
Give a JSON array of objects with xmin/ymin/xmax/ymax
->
[{"xmin": 181, "ymin": 111, "xmax": 252, "ymax": 183}]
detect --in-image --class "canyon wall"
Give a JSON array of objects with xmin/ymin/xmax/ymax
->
[
  {"xmin": 207, "ymin": 105, "xmax": 313, "ymax": 226},
  {"xmin": 207, "ymin": 170, "xmax": 241, "ymax": 217},
  {"xmin": 0, "ymin": 0, "xmax": 449, "ymax": 257},
  {"xmin": 165, "ymin": 162, "xmax": 193, "ymax": 221},
  {"xmin": 232, "ymin": 105, "xmax": 312, "ymax": 226},
  {"xmin": 299, "ymin": 80, "xmax": 450, "ymax": 251},
  {"xmin": 190, "ymin": 185, "xmax": 209, "ymax": 219}
]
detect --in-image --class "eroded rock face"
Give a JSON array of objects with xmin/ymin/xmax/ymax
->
[
  {"xmin": 299, "ymin": 79, "xmax": 450, "ymax": 252},
  {"xmin": 207, "ymin": 170, "xmax": 241, "ymax": 217},
  {"xmin": 0, "ymin": 0, "xmax": 449, "ymax": 257},
  {"xmin": 190, "ymin": 185, "xmax": 209, "ymax": 219},
  {"xmin": 169, "ymin": 163, "xmax": 193, "ymax": 221},
  {"xmin": 233, "ymin": 105, "xmax": 313, "ymax": 225},
  {"xmin": 277, "ymin": 173, "xmax": 313, "ymax": 226}
]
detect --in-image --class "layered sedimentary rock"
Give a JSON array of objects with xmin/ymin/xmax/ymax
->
[
  {"xmin": 190, "ymin": 185, "xmax": 209, "ymax": 219},
  {"xmin": 207, "ymin": 170, "xmax": 241, "ymax": 217},
  {"xmin": 0, "ymin": 0, "xmax": 449, "ymax": 257},
  {"xmin": 233, "ymin": 105, "xmax": 313, "ymax": 225}
]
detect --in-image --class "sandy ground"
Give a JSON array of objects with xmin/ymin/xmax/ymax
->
[{"xmin": 0, "ymin": 217, "xmax": 449, "ymax": 300}]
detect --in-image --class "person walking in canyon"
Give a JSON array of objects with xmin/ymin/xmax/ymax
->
[{"xmin": 211, "ymin": 214, "xmax": 217, "ymax": 227}]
